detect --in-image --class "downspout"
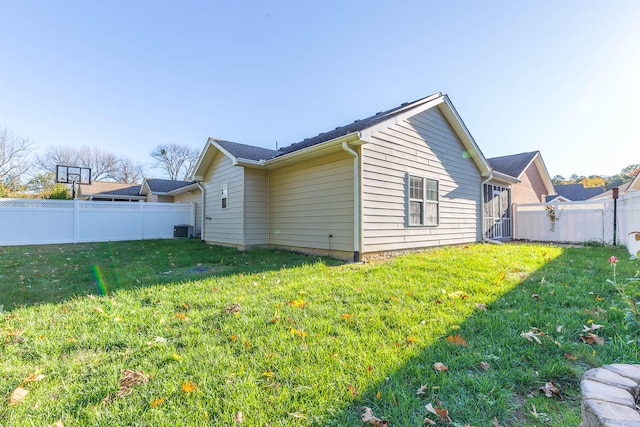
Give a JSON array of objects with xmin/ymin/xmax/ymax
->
[
  {"xmin": 342, "ymin": 142, "xmax": 361, "ymax": 262},
  {"xmin": 196, "ymin": 182, "xmax": 205, "ymax": 241},
  {"xmin": 481, "ymin": 174, "xmax": 502, "ymax": 244}
]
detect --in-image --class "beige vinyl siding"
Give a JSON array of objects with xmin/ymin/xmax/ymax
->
[
  {"xmin": 269, "ymin": 151, "xmax": 354, "ymax": 252},
  {"xmin": 361, "ymin": 106, "xmax": 482, "ymax": 253},
  {"xmin": 173, "ymin": 189, "xmax": 202, "ymax": 236},
  {"xmin": 202, "ymin": 152, "xmax": 244, "ymax": 245},
  {"xmin": 244, "ymin": 168, "xmax": 269, "ymax": 246}
]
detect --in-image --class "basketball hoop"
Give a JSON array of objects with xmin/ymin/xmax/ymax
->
[{"xmin": 55, "ymin": 165, "xmax": 92, "ymax": 198}]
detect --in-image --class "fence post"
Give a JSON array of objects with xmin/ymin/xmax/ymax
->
[
  {"xmin": 73, "ymin": 200, "xmax": 80, "ymax": 243},
  {"xmin": 139, "ymin": 202, "xmax": 144, "ymax": 240}
]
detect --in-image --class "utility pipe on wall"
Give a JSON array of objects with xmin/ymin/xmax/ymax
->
[
  {"xmin": 342, "ymin": 142, "xmax": 361, "ymax": 262},
  {"xmin": 196, "ymin": 182, "xmax": 205, "ymax": 241}
]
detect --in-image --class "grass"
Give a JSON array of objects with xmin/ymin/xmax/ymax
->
[{"xmin": 0, "ymin": 240, "xmax": 638, "ymax": 426}]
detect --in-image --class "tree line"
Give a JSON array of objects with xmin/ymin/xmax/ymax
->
[
  {"xmin": 0, "ymin": 126, "xmax": 199, "ymax": 199},
  {"xmin": 552, "ymin": 164, "xmax": 640, "ymax": 191}
]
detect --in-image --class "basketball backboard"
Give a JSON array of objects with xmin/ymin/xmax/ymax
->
[{"xmin": 55, "ymin": 165, "xmax": 92, "ymax": 185}]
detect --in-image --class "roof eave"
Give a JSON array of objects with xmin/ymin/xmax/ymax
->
[
  {"xmin": 166, "ymin": 183, "xmax": 200, "ymax": 196},
  {"xmin": 193, "ymin": 139, "xmax": 229, "ymax": 181},
  {"xmin": 438, "ymin": 96, "xmax": 492, "ymax": 177},
  {"xmin": 526, "ymin": 153, "xmax": 555, "ymax": 195},
  {"xmin": 491, "ymin": 171, "xmax": 521, "ymax": 184},
  {"xmin": 264, "ymin": 132, "xmax": 364, "ymax": 169}
]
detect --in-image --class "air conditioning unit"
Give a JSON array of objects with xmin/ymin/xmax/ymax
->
[{"xmin": 173, "ymin": 225, "xmax": 193, "ymax": 238}]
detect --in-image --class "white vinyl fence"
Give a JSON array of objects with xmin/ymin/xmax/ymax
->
[
  {"xmin": 0, "ymin": 199, "xmax": 195, "ymax": 246},
  {"xmin": 514, "ymin": 192, "xmax": 640, "ymax": 256}
]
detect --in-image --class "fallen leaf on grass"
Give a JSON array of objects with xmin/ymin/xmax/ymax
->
[
  {"xmin": 150, "ymin": 397, "xmax": 165, "ymax": 407},
  {"xmin": 448, "ymin": 291, "xmax": 469, "ymax": 299},
  {"xmin": 564, "ymin": 352, "xmax": 577, "ymax": 361},
  {"xmin": 416, "ymin": 384, "xmax": 428, "ymax": 396},
  {"xmin": 493, "ymin": 417, "xmax": 502, "ymax": 427},
  {"xmin": 290, "ymin": 328, "xmax": 307, "ymax": 337},
  {"xmin": 539, "ymin": 381, "xmax": 560, "ymax": 398},
  {"xmin": 584, "ymin": 307, "xmax": 607, "ymax": 318},
  {"xmin": 224, "ymin": 303, "xmax": 242, "ymax": 314},
  {"xmin": 288, "ymin": 411, "xmax": 306, "ymax": 419},
  {"xmin": 181, "ymin": 380, "xmax": 197, "ymax": 393},
  {"xmin": 341, "ymin": 313, "xmax": 353, "ymax": 319},
  {"xmin": 475, "ymin": 303, "xmax": 487, "ymax": 312},
  {"xmin": 235, "ymin": 411, "xmax": 244, "ymax": 423},
  {"xmin": 9, "ymin": 386, "xmax": 28, "ymax": 405},
  {"xmin": 53, "ymin": 420, "xmax": 64, "ymax": 427},
  {"xmin": 116, "ymin": 370, "xmax": 150, "ymax": 398},
  {"xmin": 520, "ymin": 328, "xmax": 544, "ymax": 344},
  {"xmin": 478, "ymin": 361, "xmax": 490, "ymax": 371},
  {"xmin": 445, "ymin": 334, "xmax": 468, "ymax": 347},
  {"xmin": 425, "ymin": 402, "xmax": 452, "ymax": 423},
  {"xmin": 531, "ymin": 294, "xmax": 542, "ymax": 300},
  {"xmin": 582, "ymin": 323, "xmax": 603, "ymax": 333},
  {"xmin": 287, "ymin": 299, "xmax": 307, "ymax": 308},
  {"xmin": 22, "ymin": 372, "xmax": 45, "ymax": 383},
  {"xmin": 406, "ymin": 336, "xmax": 418, "ymax": 344},
  {"xmin": 361, "ymin": 406, "xmax": 389, "ymax": 426},
  {"xmin": 580, "ymin": 333, "xmax": 604, "ymax": 345},
  {"xmin": 146, "ymin": 336, "xmax": 167, "ymax": 346},
  {"xmin": 433, "ymin": 362, "xmax": 448, "ymax": 371},
  {"xmin": 348, "ymin": 383, "xmax": 359, "ymax": 396},
  {"xmin": 175, "ymin": 312, "xmax": 190, "ymax": 321}
]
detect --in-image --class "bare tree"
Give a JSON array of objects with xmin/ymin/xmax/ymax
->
[
  {"xmin": 0, "ymin": 127, "xmax": 34, "ymax": 191},
  {"xmin": 37, "ymin": 145, "xmax": 141, "ymax": 183},
  {"xmin": 150, "ymin": 143, "xmax": 199, "ymax": 181},
  {"xmin": 76, "ymin": 146, "xmax": 120, "ymax": 181},
  {"xmin": 116, "ymin": 158, "xmax": 143, "ymax": 184}
]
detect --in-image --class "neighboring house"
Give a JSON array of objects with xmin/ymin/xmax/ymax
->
[
  {"xmin": 486, "ymin": 151, "xmax": 555, "ymax": 238},
  {"xmin": 546, "ymin": 184, "xmax": 605, "ymax": 202},
  {"xmin": 79, "ymin": 178, "xmax": 203, "ymax": 236},
  {"xmin": 589, "ymin": 171, "xmax": 640, "ymax": 200},
  {"xmin": 192, "ymin": 92, "xmax": 529, "ymax": 261},
  {"xmin": 78, "ymin": 181, "xmax": 144, "ymax": 201}
]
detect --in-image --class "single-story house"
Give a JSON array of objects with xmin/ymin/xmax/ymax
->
[
  {"xmin": 78, "ymin": 178, "xmax": 203, "ymax": 236},
  {"xmin": 589, "ymin": 171, "xmax": 640, "ymax": 200},
  {"xmin": 191, "ymin": 92, "xmax": 544, "ymax": 261},
  {"xmin": 77, "ymin": 181, "xmax": 145, "ymax": 201},
  {"xmin": 486, "ymin": 151, "xmax": 555, "ymax": 238},
  {"xmin": 545, "ymin": 183, "xmax": 605, "ymax": 202}
]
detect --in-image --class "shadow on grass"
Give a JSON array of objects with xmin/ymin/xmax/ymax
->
[
  {"xmin": 1, "ymin": 242, "xmax": 637, "ymax": 426},
  {"xmin": 0, "ymin": 239, "xmax": 344, "ymax": 310},
  {"xmin": 318, "ymin": 246, "xmax": 637, "ymax": 426}
]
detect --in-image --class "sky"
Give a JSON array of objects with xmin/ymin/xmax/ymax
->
[{"xmin": 1, "ymin": 1, "xmax": 639, "ymax": 180}]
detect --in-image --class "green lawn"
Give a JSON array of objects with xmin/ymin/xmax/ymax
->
[{"xmin": 0, "ymin": 240, "xmax": 638, "ymax": 426}]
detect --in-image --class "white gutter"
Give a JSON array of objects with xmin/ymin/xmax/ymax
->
[
  {"xmin": 266, "ymin": 133, "xmax": 362, "ymax": 169},
  {"xmin": 481, "ymin": 173, "xmax": 502, "ymax": 244},
  {"xmin": 196, "ymin": 182, "xmax": 205, "ymax": 241},
  {"xmin": 342, "ymin": 141, "xmax": 361, "ymax": 262}
]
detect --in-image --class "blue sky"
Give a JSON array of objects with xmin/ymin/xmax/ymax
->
[{"xmin": 1, "ymin": 1, "xmax": 639, "ymax": 179}]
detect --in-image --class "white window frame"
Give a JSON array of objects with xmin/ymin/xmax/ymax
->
[
  {"xmin": 221, "ymin": 184, "xmax": 228, "ymax": 209},
  {"xmin": 407, "ymin": 174, "xmax": 439, "ymax": 226}
]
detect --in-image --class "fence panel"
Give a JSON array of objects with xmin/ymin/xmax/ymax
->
[
  {"xmin": 624, "ymin": 193, "xmax": 640, "ymax": 256},
  {"xmin": 0, "ymin": 199, "xmax": 194, "ymax": 246},
  {"xmin": 514, "ymin": 194, "xmax": 639, "ymax": 256}
]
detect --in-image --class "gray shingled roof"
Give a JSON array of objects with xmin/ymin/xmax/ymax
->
[
  {"xmin": 94, "ymin": 185, "xmax": 142, "ymax": 196},
  {"xmin": 211, "ymin": 93, "xmax": 444, "ymax": 162},
  {"xmin": 275, "ymin": 94, "xmax": 441, "ymax": 156},
  {"xmin": 487, "ymin": 151, "xmax": 538, "ymax": 179},
  {"xmin": 550, "ymin": 184, "xmax": 605, "ymax": 201},
  {"xmin": 144, "ymin": 179, "xmax": 196, "ymax": 193},
  {"xmin": 213, "ymin": 139, "xmax": 280, "ymax": 161}
]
